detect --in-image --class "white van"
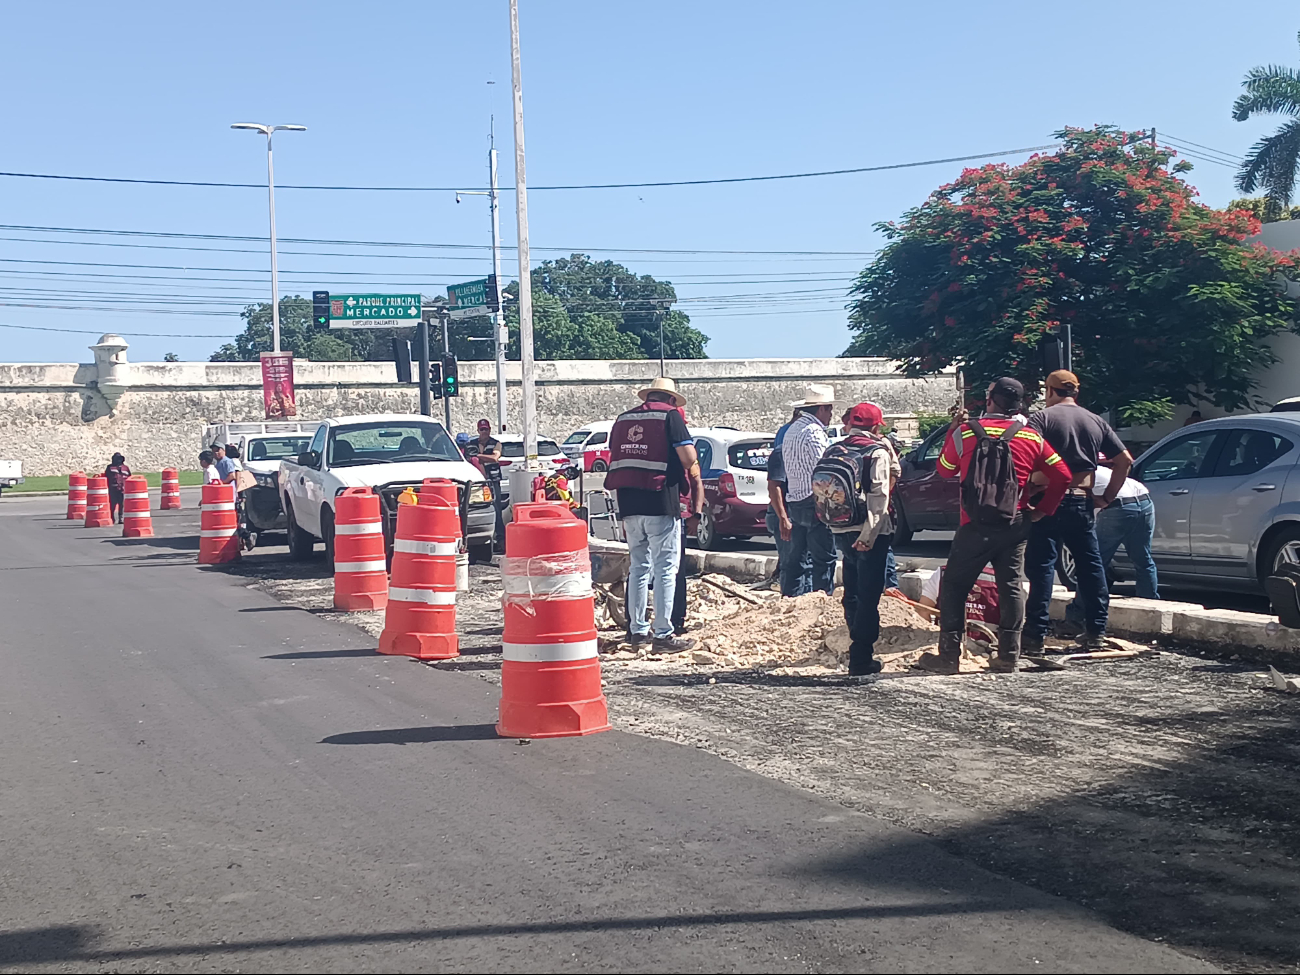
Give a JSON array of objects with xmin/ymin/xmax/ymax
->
[{"xmin": 561, "ymin": 420, "xmax": 615, "ymax": 472}]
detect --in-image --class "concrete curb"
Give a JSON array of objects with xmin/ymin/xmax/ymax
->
[{"xmin": 592, "ymin": 537, "xmax": 1300, "ymax": 666}]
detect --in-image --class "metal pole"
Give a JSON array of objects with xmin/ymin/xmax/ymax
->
[
  {"xmin": 418, "ymin": 319, "xmax": 431, "ymax": 417},
  {"xmin": 659, "ymin": 312, "xmax": 665, "ymax": 378},
  {"xmin": 266, "ymin": 132, "xmax": 281, "ymax": 353},
  {"xmin": 489, "ymin": 141, "xmax": 507, "ymax": 433},
  {"xmin": 509, "ymin": 0, "xmax": 538, "ymax": 463},
  {"xmin": 441, "ymin": 313, "xmax": 453, "ymax": 431}
]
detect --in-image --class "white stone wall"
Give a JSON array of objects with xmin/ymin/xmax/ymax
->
[{"xmin": 0, "ymin": 357, "xmax": 957, "ymax": 476}]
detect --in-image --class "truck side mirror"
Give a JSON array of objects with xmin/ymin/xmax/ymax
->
[{"xmin": 297, "ymin": 450, "xmax": 320, "ymax": 468}]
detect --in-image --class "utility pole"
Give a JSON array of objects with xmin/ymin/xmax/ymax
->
[
  {"xmin": 509, "ymin": 0, "xmax": 537, "ymax": 463},
  {"xmin": 489, "ymin": 129, "xmax": 508, "ymax": 433},
  {"xmin": 441, "ymin": 312, "xmax": 453, "ymax": 431}
]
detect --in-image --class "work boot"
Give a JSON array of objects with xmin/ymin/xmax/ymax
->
[
  {"xmin": 1075, "ymin": 632, "xmax": 1110, "ymax": 651},
  {"xmin": 652, "ymin": 633, "xmax": 697, "ymax": 654},
  {"xmin": 625, "ymin": 631, "xmax": 649, "ymax": 649},
  {"xmin": 989, "ymin": 629, "xmax": 1021, "ymax": 673},
  {"xmin": 1021, "ymin": 632, "xmax": 1045, "ymax": 656},
  {"xmin": 918, "ymin": 631, "xmax": 962, "ymax": 675}
]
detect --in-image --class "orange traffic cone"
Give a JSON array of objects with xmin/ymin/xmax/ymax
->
[
  {"xmin": 83, "ymin": 476, "xmax": 112, "ymax": 528},
  {"xmin": 198, "ymin": 482, "xmax": 239, "ymax": 564},
  {"xmin": 66, "ymin": 472, "xmax": 87, "ymax": 520},
  {"xmin": 160, "ymin": 467, "xmax": 181, "ymax": 509},
  {"xmin": 333, "ymin": 487, "xmax": 388, "ymax": 611},
  {"xmin": 121, "ymin": 475, "xmax": 154, "ymax": 538},
  {"xmin": 497, "ymin": 501, "xmax": 610, "ymax": 738},
  {"xmin": 378, "ymin": 491, "xmax": 459, "ymax": 659}
]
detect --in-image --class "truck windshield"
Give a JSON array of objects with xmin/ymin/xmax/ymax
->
[
  {"xmin": 328, "ymin": 422, "xmax": 461, "ymax": 466},
  {"xmin": 247, "ymin": 437, "xmax": 310, "ymax": 462}
]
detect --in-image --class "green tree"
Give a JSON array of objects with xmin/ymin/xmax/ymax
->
[
  {"xmin": 846, "ymin": 126, "xmax": 1300, "ymax": 423},
  {"xmin": 1227, "ymin": 195, "xmax": 1300, "ymax": 223},
  {"xmin": 504, "ymin": 293, "xmax": 646, "ymax": 360},
  {"xmin": 162, "ymin": 352, "xmax": 179, "ymax": 362},
  {"xmin": 1233, "ymin": 34, "xmax": 1300, "ymax": 208}
]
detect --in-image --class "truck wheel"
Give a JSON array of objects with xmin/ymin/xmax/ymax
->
[
  {"xmin": 285, "ymin": 501, "xmax": 314, "ymax": 561},
  {"xmin": 321, "ymin": 506, "xmax": 336, "ymax": 565},
  {"xmin": 469, "ymin": 542, "xmax": 494, "ymax": 565},
  {"xmin": 591, "ymin": 459, "xmax": 608, "ymax": 473}
]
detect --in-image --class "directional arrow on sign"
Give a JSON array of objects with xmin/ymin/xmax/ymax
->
[
  {"xmin": 408, "ymin": 306, "xmax": 419, "ymax": 315},
  {"xmin": 346, "ymin": 296, "xmax": 356, "ymax": 307}
]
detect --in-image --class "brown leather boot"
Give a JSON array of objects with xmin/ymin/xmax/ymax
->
[
  {"xmin": 989, "ymin": 629, "xmax": 1021, "ymax": 673},
  {"xmin": 918, "ymin": 631, "xmax": 962, "ymax": 675}
]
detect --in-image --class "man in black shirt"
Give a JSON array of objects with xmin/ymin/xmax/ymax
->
[
  {"xmin": 467, "ymin": 419, "xmax": 504, "ymax": 551},
  {"xmin": 1025, "ymin": 370, "xmax": 1134, "ymax": 650}
]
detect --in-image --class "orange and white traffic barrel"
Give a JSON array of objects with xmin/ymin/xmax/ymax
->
[
  {"xmin": 160, "ymin": 467, "xmax": 181, "ymax": 509},
  {"xmin": 198, "ymin": 482, "xmax": 239, "ymax": 564},
  {"xmin": 121, "ymin": 475, "xmax": 154, "ymax": 538},
  {"xmin": 83, "ymin": 475, "xmax": 112, "ymax": 528},
  {"xmin": 333, "ymin": 487, "xmax": 388, "ymax": 611},
  {"xmin": 497, "ymin": 502, "xmax": 610, "ymax": 739},
  {"xmin": 66, "ymin": 472, "xmax": 87, "ymax": 520},
  {"xmin": 419, "ymin": 476, "xmax": 458, "ymax": 507},
  {"xmin": 379, "ymin": 491, "xmax": 459, "ymax": 659}
]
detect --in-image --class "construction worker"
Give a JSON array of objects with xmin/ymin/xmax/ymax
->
[{"xmin": 928, "ymin": 377, "xmax": 1072, "ymax": 674}]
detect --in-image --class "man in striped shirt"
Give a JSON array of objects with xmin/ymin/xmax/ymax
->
[
  {"xmin": 780, "ymin": 383, "xmax": 837, "ymax": 596},
  {"xmin": 931, "ymin": 377, "xmax": 1072, "ymax": 673}
]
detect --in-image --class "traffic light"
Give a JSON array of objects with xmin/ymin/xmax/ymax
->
[
  {"xmin": 428, "ymin": 359, "xmax": 444, "ymax": 399},
  {"xmin": 485, "ymin": 274, "xmax": 499, "ymax": 313},
  {"xmin": 312, "ymin": 291, "xmax": 330, "ymax": 329},
  {"xmin": 392, "ymin": 337, "xmax": 412, "ymax": 384},
  {"xmin": 442, "ymin": 353, "xmax": 459, "ymax": 398}
]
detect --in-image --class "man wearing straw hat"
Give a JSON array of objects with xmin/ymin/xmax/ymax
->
[
  {"xmin": 605, "ymin": 377, "xmax": 706, "ymax": 653},
  {"xmin": 780, "ymin": 383, "xmax": 838, "ymax": 596}
]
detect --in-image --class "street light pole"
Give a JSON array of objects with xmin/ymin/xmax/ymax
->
[
  {"xmin": 232, "ymin": 123, "xmax": 306, "ymax": 354},
  {"xmin": 508, "ymin": 0, "xmax": 537, "ymax": 463},
  {"xmin": 489, "ymin": 137, "xmax": 507, "ymax": 434}
]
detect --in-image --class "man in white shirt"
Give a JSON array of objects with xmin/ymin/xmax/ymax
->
[
  {"xmin": 780, "ymin": 383, "xmax": 836, "ymax": 596},
  {"xmin": 1066, "ymin": 466, "xmax": 1157, "ymax": 624}
]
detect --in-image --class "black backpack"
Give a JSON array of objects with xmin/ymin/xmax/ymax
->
[
  {"xmin": 960, "ymin": 420, "xmax": 1024, "ymax": 526},
  {"xmin": 812, "ymin": 441, "xmax": 882, "ymax": 529}
]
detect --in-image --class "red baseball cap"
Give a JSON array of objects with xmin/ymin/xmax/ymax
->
[{"xmin": 847, "ymin": 402, "xmax": 884, "ymax": 429}]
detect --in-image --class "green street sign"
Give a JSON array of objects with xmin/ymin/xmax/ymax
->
[
  {"xmin": 446, "ymin": 278, "xmax": 488, "ymax": 319},
  {"xmin": 328, "ymin": 293, "xmax": 423, "ymax": 328}
]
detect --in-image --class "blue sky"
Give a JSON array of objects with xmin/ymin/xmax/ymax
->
[{"xmin": 0, "ymin": 0, "xmax": 1295, "ymax": 362}]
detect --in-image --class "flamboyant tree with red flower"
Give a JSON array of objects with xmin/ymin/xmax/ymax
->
[{"xmin": 846, "ymin": 126, "xmax": 1300, "ymax": 423}]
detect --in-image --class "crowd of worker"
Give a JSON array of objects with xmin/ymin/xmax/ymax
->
[{"xmin": 602, "ymin": 369, "xmax": 1152, "ymax": 675}]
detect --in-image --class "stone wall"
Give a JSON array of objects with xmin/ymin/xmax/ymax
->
[{"xmin": 0, "ymin": 357, "xmax": 957, "ymax": 476}]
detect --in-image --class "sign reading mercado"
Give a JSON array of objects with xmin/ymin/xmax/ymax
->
[{"xmin": 327, "ymin": 293, "xmax": 423, "ymax": 329}]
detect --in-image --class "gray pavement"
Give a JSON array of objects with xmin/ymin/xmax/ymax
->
[{"xmin": 0, "ymin": 495, "xmax": 1213, "ymax": 973}]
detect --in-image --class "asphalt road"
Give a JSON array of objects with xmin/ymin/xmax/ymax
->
[{"xmin": 0, "ymin": 494, "xmax": 1212, "ymax": 974}]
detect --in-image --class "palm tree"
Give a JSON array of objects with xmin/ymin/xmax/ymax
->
[{"xmin": 1233, "ymin": 33, "xmax": 1300, "ymax": 209}]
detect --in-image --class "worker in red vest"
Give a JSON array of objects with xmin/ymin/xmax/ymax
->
[{"xmin": 605, "ymin": 377, "xmax": 705, "ymax": 654}]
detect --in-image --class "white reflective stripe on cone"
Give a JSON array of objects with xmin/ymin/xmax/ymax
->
[
  {"xmin": 393, "ymin": 539, "xmax": 458, "ymax": 556},
  {"xmin": 199, "ymin": 528, "xmax": 237, "ymax": 538},
  {"xmin": 501, "ymin": 571, "xmax": 593, "ymax": 598},
  {"xmin": 124, "ymin": 493, "xmax": 149, "ymax": 500},
  {"xmin": 336, "ymin": 521, "xmax": 383, "ymax": 536},
  {"xmin": 502, "ymin": 639, "xmax": 600, "ymax": 662},
  {"xmin": 388, "ymin": 587, "xmax": 455, "ymax": 605},
  {"xmin": 334, "ymin": 559, "xmax": 388, "ymax": 573},
  {"xmin": 87, "ymin": 490, "xmax": 108, "ymax": 495},
  {"xmin": 201, "ymin": 502, "xmax": 236, "ymax": 511},
  {"xmin": 124, "ymin": 511, "xmax": 151, "ymax": 519}
]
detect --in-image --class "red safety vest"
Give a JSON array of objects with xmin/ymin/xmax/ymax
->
[{"xmin": 603, "ymin": 400, "xmax": 675, "ymax": 492}]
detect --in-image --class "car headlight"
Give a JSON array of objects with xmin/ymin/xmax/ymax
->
[
  {"xmin": 255, "ymin": 472, "xmax": 276, "ymax": 488},
  {"xmin": 469, "ymin": 483, "xmax": 492, "ymax": 504}
]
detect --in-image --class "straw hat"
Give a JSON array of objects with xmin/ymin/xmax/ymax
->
[
  {"xmin": 636, "ymin": 376, "xmax": 687, "ymax": 407},
  {"xmin": 788, "ymin": 382, "xmax": 835, "ymax": 408}
]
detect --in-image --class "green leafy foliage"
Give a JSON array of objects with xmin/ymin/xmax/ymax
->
[
  {"xmin": 1233, "ymin": 35, "xmax": 1300, "ymax": 207},
  {"xmin": 1227, "ymin": 195, "xmax": 1300, "ymax": 223},
  {"xmin": 845, "ymin": 126, "xmax": 1300, "ymax": 420},
  {"xmin": 210, "ymin": 296, "xmax": 413, "ymax": 362},
  {"xmin": 915, "ymin": 412, "xmax": 952, "ymax": 439}
]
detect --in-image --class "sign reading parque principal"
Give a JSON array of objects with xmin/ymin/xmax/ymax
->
[{"xmin": 328, "ymin": 294, "xmax": 422, "ymax": 328}]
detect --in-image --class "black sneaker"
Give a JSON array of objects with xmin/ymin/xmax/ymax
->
[
  {"xmin": 626, "ymin": 631, "xmax": 649, "ymax": 649},
  {"xmin": 652, "ymin": 633, "xmax": 697, "ymax": 654},
  {"xmin": 848, "ymin": 658, "xmax": 884, "ymax": 676},
  {"xmin": 1021, "ymin": 633, "xmax": 1045, "ymax": 656}
]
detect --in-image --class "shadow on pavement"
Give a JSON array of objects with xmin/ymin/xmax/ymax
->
[
  {"xmin": 104, "ymin": 534, "xmax": 199, "ymax": 551},
  {"xmin": 320, "ymin": 723, "xmax": 501, "ymax": 745},
  {"xmin": 263, "ymin": 648, "xmax": 376, "ymax": 660}
]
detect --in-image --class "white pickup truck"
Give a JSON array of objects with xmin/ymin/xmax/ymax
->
[
  {"xmin": 277, "ymin": 414, "xmax": 496, "ymax": 563},
  {"xmin": 0, "ymin": 459, "xmax": 22, "ymax": 495}
]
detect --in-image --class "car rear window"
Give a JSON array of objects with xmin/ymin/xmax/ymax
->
[
  {"xmin": 500, "ymin": 440, "xmax": 561, "ymax": 458},
  {"xmin": 564, "ymin": 431, "xmax": 590, "ymax": 445},
  {"xmin": 728, "ymin": 439, "xmax": 774, "ymax": 471},
  {"xmin": 539, "ymin": 440, "xmax": 561, "ymax": 455}
]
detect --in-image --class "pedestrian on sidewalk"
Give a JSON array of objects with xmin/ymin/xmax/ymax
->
[
  {"xmin": 604, "ymin": 377, "xmax": 705, "ymax": 653},
  {"xmin": 780, "ymin": 384, "xmax": 837, "ymax": 597},
  {"xmin": 765, "ymin": 410, "xmax": 806, "ymax": 593},
  {"xmin": 1025, "ymin": 370, "xmax": 1134, "ymax": 652},
  {"xmin": 812, "ymin": 402, "xmax": 896, "ymax": 676},
  {"xmin": 1066, "ymin": 466, "xmax": 1158, "ymax": 621},
  {"xmin": 930, "ymin": 377, "xmax": 1072, "ymax": 673},
  {"xmin": 104, "ymin": 452, "xmax": 131, "ymax": 524}
]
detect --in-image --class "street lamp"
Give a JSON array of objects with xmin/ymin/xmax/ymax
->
[{"xmin": 231, "ymin": 122, "xmax": 307, "ymax": 353}]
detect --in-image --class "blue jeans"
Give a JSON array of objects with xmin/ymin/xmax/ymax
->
[
  {"xmin": 885, "ymin": 546, "xmax": 900, "ymax": 591},
  {"xmin": 835, "ymin": 532, "xmax": 894, "ymax": 673},
  {"xmin": 1098, "ymin": 496, "xmax": 1159, "ymax": 599},
  {"xmin": 782, "ymin": 497, "xmax": 836, "ymax": 596},
  {"xmin": 625, "ymin": 513, "xmax": 681, "ymax": 640},
  {"xmin": 767, "ymin": 506, "xmax": 809, "ymax": 593},
  {"xmin": 1025, "ymin": 494, "xmax": 1109, "ymax": 639}
]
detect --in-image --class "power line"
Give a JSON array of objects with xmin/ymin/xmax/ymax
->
[{"xmin": 0, "ymin": 143, "xmax": 1060, "ymax": 193}]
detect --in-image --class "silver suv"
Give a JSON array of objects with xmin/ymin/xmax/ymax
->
[{"xmin": 1126, "ymin": 414, "xmax": 1300, "ymax": 593}]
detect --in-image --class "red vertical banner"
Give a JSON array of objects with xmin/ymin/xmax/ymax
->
[{"xmin": 260, "ymin": 352, "xmax": 297, "ymax": 419}]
